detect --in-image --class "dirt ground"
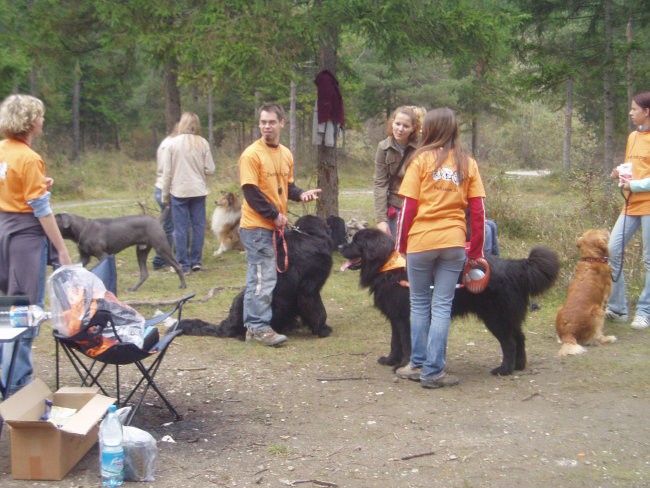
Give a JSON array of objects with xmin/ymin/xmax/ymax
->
[{"xmin": 1, "ymin": 284, "xmax": 649, "ymax": 488}]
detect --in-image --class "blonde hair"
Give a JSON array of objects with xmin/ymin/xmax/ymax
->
[
  {"xmin": 177, "ymin": 112, "xmax": 204, "ymax": 150},
  {"xmin": 385, "ymin": 106, "xmax": 420, "ymax": 144},
  {"xmin": 178, "ymin": 112, "xmax": 201, "ymax": 135},
  {"xmin": 0, "ymin": 94, "xmax": 45, "ymax": 139}
]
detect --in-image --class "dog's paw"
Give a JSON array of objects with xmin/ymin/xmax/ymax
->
[
  {"xmin": 318, "ymin": 325, "xmax": 333, "ymax": 337},
  {"xmin": 490, "ymin": 365, "xmax": 514, "ymax": 376},
  {"xmin": 378, "ymin": 356, "xmax": 399, "ymax": 366}
]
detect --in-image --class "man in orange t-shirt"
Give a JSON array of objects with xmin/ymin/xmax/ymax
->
[{"xmin": 238, "ymin": 103, "xmax": 321, "ymax": 346}]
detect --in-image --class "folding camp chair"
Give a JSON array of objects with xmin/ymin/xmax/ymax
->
[{"xmin": 49, "ymin": 258, "xmax": 194, "ymax": 425}]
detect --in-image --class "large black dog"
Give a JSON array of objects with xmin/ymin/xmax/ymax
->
[
  {"xmin": 339, "ymin": 229, "xmax": 560, "ymax": 375},
  {"xmin": 215, "ymin": 215, "xmax": 334, "ymax": 339}
]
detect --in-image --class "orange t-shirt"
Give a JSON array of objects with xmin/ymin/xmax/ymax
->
[
  {"xmin": 398, "ymin": 150, "xmax": 485, "ymax": 254},
  {"xmin": 623, "ymin": 131, "xmax": 650, "ymax": 216},
  {"xmin": 239, "ymin": 138, "xmax": 294, "ymax": 230},
  {"xmin": 0, "ymin": 138, "xmax": 48, "ymax": 213}
]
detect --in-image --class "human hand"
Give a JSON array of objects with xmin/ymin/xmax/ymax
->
[
  {"xmin": 57, "ymin": 248, "xmax": 72, "ymax": 266},
  {"xmin": 620, "ymin": 177, "xmax": 631, "ymax": 190},
  {"xmin": 610, "ymin": 169, "xmax": 619, "ymax": 180},
  {"xmin": 301, "ymin": 189, "xmax": 321, "ymax": 202},
  {"xmin": 376, "ymin": 221, "xmax": 391, "ymax": 236},
  {"xmin": 273, "ymin": 213, "xmax": 288, "ymax": 229},
  {"xmin": 45, "ymin": 177, "xmax": 54, "ymax": 189}
]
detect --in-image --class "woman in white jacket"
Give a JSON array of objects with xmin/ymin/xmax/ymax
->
[{"xmin": 161, "ymin": 112, "xmax": 215, "ymax": 274}]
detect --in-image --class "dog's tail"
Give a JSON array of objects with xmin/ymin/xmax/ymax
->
[{"xmin": 519, "ymin": 246, "xmax": 560, "ymax": 297}]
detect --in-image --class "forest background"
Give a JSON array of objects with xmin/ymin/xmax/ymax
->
[{"xmin": 2, "ymin": 0, "xmax": 650, "ymax": 218}]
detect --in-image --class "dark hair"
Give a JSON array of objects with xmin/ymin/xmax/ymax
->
[
  {"xmin": 410, "ymin": 107, "xmax": 469, "ymax": 182},
  {"xmin": 258, "ymin": 103, "xmax": 285, "ymax": 121},
  {"xmin": 385, "ymin": 106, "xmax": 421, "ymax": 144},
  {"xmin": 632, "ymin": 92, "xmax": 650, "ymax": 111}
]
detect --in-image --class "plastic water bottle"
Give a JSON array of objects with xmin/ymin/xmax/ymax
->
[
  {"xmin": 0, "ymin": 308, "xmax": 10, "ymax": 327},
  {"xmin": 100, "ymin": 405, "xmax": 124, "ymax": 487}
]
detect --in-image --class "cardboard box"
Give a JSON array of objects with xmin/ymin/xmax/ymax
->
[{"xmin": 0, "ymin": 378, "xmax": 115, "ymax": 480}]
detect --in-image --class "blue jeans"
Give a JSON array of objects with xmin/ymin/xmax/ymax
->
[
  {"xmin": 1, "ymin": 237, "xmax": 46, "ymax": 398},
  {"xmin": 239, "ymin": 227, "xmax": 277, "ymax": 332},
  {"xmin": 153, "ymin": 187, "xmax": 174, "ymax": 268},
  {"xmin": 607, "ymin": 213, "xmax": 650, "ymax": 317},
  {"xmin": 171, "ymin": 195, "xmax": 206, "ymax": 272},
  {"xmin": 407, "ymin": 247, "xmax": 466, "ymax": 379},
  {"xmin": 387, "ymin": 206, "xmax": 400, "ymax": 237}
]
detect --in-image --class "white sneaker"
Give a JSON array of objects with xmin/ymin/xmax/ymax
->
[
  {"xmin": 631, "ymin": 315, "xmax": 650, "ymax": 330},
  {"xmin": 605, "ymin": 309, "xmax": 628, "ymax": 322}
]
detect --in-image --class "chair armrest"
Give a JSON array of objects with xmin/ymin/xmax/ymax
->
[
  {"xmin": 144, "ymin": 293, "xmax": 196, "ymax": 330},
  {"xmin": 149, "ymin": 329, "xmax": 183, "ymax": 353}
]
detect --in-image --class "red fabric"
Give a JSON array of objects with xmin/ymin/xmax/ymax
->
[
  {"xmin": 467, "ymin": 197, "xmax": 486, "ymax": 259},
  {"xmin": 314, "ymin": 70, "xmax": 345, "ymax": 126},
  {"xmin": 395, "ymin": 197, "xmax": 418, "ymax": 254}
]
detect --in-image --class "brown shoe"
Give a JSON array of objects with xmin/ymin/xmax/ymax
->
[
  {"xmin": 395, "ymin": 363, "xmax": 422, "ymax": 381},
  {"xmin": 420, "ymin": 373, "xmax": 460, "ymax": 389},
  {"xmin": 246, "ymin": 327, "xmax": 287, "ymax": 346}
]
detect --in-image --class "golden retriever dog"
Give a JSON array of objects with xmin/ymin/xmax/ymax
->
[
  {"xmin": 211, "ymin": 191, "xmax": 243, "ymax": 256},
  {"xmin": 556, "ymin": 229, "xmax": 617, "ymax": 356}
]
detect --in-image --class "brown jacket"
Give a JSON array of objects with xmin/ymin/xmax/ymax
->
[{"xmin": 373, "ymin": 136, "xmax": 416, "ymax": 223}]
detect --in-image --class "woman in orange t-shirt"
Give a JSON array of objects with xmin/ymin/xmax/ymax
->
[
  {"xmin": 394, "ymin": 108, "xmax": 486, "ymax": 389},
  {"xmin": 606, "ymin": 91, "xmax": 650, "ymax": 329},
  {"xmin": 0, "ymin": 94, "xmax": 71, "ymax": 396}
]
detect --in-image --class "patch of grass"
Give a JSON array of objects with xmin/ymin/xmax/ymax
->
[{"xmin": 266, "ymin": 444, "xmax": 292, "ymax": 456}]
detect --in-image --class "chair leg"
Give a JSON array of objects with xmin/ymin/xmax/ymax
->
[{"xmin": 122, "ymin": 360, "xmax": 181, "ymax": 425}]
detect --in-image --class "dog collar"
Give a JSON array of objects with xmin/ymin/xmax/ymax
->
[
  {"xmin": 380, "ymin": 251, "xmax": 406, "ymax": 272},
  {"xmin": 580, "ymin": 257, "xmax": 609, "ymax": 263}
]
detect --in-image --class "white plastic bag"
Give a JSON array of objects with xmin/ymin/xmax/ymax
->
[
  {"xmin": 47, "ymin": 265, "xmax": 145, "ymax": 348},
  {"xmin": 123, "ymin": 425, "xmax": 157, "ymax": 482}
]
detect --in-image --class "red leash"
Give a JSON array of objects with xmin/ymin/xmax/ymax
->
[{"xmin": 273, "ymin": 228, "xmax": 289, "ymax": 273}]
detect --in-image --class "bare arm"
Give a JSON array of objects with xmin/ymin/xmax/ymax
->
[{"xmin": 38, "ymin": 214, "xmax": 72, "ymax": 265}]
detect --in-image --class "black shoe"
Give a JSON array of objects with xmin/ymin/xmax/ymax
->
[{"xmin": 191, "ymin": 265, "xmax": 201, "ymax": 272}]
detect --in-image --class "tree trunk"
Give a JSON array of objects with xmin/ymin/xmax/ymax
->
[
  {"xmin": 253, "ymin": 90, "xmax": 261, "ymax": 143},
  {"xmin": 290, "ymin": 80, "xmax": 297, "ymax": 157},
  {"xmin": 471, "ymin": 117, "xmax": 478, "ymax": 157},
  {"xmin": 163, "ymin": 59, "xmax": 181, "ymax": 133},
  {"xmin": 72, "ymin": 61, "xmax": 81, "ymax": 162},
  {"xmin": 603, "ymin": 0, "xmax": 615, "ymax": 171},
  {"xmin": 29, "ymin": 67, "xmax": 37, "ymax": 95},
  {"xmin": 315, "ymin": 2, "xmax": 339, "ymax": 219},
  {"xmin": 207, "ymin": 90, "xmax": 215, "ymax": 154},
  {"xmin": 626, "ymin": 15, "xmax": 634, "ymax": 132},
  {"xmin": 563, "ymin": 76, "xmax": 574, "ymax": 170}
]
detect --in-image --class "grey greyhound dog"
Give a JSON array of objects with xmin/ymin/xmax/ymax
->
[{"xmin": 55, "ymin": 212, "xmax": 187, "ymax": 291}]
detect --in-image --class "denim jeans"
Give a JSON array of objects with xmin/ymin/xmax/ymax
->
[
  {"xmin": 0, "ymin": 237, "xmax": 46, "ymax": 398},
  {"xmin": 170, "ymin": 195, "xmax": 206, "ymax": 272},
  {"xmin": 153, "ymin": 187, "xmax": 174, "ymax": 268},
  {"xmin": 239, "ymin": 227, "xmax": 277, "ymax": 332},
  {"xmin": 387, "ymin": 207, "xmax": 400, "ymax": 237},
  {"xmin": 607, "ymin": 213, "xmax": 650, "ymax": 317},
  {"xmin": 407, "ymin": 247, "xmax": 466, "ymax": 379}
]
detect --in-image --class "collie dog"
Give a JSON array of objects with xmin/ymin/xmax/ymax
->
[
  {"xmin": 556, "ymin": 229, "xmax": 617, "ymax": 356},
  {"xmin": 211, "ymin": 191, "xmax": 243, "ymax": 256}
]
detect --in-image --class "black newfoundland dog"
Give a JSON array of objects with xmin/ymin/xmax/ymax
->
[
  {"xmin": 339, "ymin": 228, "xmax": 560, "ymax": 375},
  {"xmin": 210, "ymin": 214, "xmax": 334, "ymax": 339}
]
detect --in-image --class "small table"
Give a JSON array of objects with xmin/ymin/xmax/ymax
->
[{"xmin": 0, "ymin": 327, "xmax": 30, "ymax": 400}]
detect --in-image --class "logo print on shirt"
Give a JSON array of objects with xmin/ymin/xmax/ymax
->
[
  {"xmin": 0, "ymin": 162, "xmax": 7, "ymax": 182},
  {"xmin": 432, "ymin": 167, "xmax": 459, "ymax": 185}
]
